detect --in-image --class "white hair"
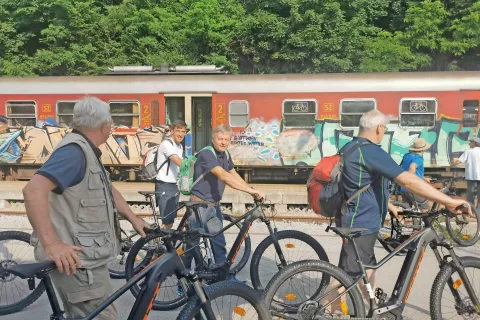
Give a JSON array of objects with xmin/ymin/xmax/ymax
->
[
  {"xmin": 213, "ymin": 124, "xmax": 233, "ymax": 136},
  {"xmin": 72, "ymin": 97, "xmax": 112, "ymax": 130},
  {"xmin": 359, "ymin": 110, "xmax": 389, "ymax": 131}
]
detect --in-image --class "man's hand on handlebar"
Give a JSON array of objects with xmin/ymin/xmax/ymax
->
[
  {"xmin": 445, "ymin": 199, "xmax": 473, "ymax": 217},
  {"xmin": 252, "ymin": 190, "xmax": 265, "ymax": 202}
]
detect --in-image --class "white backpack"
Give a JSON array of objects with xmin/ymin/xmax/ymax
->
[{"xmin": 141, "ymin": 140, "xmax": 173, "ymax": 181}]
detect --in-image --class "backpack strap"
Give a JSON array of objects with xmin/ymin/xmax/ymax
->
[
  {"xmin": 190, "ymin": 146, "xmax": 229, "ymax": 189},
  {"xmin": 157, "ymin": 139, "xmax": 175, "ymax": 177},
  {"xmin": 340, "ymin": 140, "xmax": 372, "ymax": 159}
]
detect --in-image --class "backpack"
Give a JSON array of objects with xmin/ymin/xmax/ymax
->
[
  {"xmin": 141, "ymin": 139, "xmax": 174, "ymax": 181},
  {"xmin": 307, "ymin": 141, "xmax": 371, "ymax": 218},
  {"xmin": 177, "ymin": 146, "xmax": 230, "ymax": 196}
]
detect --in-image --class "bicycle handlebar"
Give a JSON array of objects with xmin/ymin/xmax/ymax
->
[{"xmin": 397, "ymin": 203, "xmax": 470, "ymax": 220}]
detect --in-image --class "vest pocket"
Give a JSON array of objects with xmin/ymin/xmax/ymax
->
[
  {"xmin": 88, "ymin": 167, "xmax": 104, "ymax": 190},
  {"xmin": 74, "ymin": 231, "xmax": 112, "ymax": 260},
  {"xmin": 78, "ymin": 198, "xmax": 108, "ymax": 223}
]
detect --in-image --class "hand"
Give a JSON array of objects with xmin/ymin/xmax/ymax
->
[
  {"xmin": 446, "ymin": 166, "xmax": 451, "ymax": 172},
  {"xmin": 424, "ymin": 176, "xmax": 431, "ymax": 183},
  {"xmin": 45, "ymin": 241, "xmax": 83, "ymax": 275},
  {"xmin": 251, "ymin": 190, "xmax": 265, "ymax": 201},
  {"xmin": 445, "ymin": 199, "xmax": 473, "ymax": 217},
  {"xmin": 132, "ymin": 217, "xmax": 151, "ymax": 238},
  {"xmin": 389, "ymin": 205, "xmax": 402, "ymax": 220}
]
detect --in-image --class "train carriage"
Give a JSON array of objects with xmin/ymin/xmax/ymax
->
[{"xmin": 0, "ymin": 67, "xmax": 479, "ymax": 182}]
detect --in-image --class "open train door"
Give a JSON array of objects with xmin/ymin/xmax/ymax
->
[{"xmin": 164, "ymin": 93, "xmax": 213, "ymax": 157}]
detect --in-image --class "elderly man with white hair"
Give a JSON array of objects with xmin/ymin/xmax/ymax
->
[
  {"xmin": 330, "ymin": 109, "xmax": 470, "ymax": 305},
  {"xmin": 23, "ymin": 96, "xmax": 150, "ymax": 319}
]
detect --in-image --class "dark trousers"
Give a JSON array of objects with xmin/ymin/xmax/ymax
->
[
  {"xmin": 466, "ymin": 180, "xmax": 480, "ymax": 209},
  {"xmin": 155, "ymin": 181, "xmax": 180, "ymax": 226}
]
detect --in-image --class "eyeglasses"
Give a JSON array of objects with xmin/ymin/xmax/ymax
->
[{"xmin": 381, "ymin": 125, "xmax": 388, "ymax": 132}]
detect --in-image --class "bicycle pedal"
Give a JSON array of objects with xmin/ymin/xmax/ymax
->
[
  {"xmin": 28, "ymin": 278, "xmax": 36, "ymax": 290},
  {"xmin": 375, "ymin": 288, "xmax": 388, "ymax": 306}
]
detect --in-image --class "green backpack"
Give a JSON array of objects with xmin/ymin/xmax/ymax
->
[{"xmin": 177, "ymin": 146, "xmax": 230, "ymax": 196}]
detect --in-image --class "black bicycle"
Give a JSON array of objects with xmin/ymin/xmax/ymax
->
[
  {"xmin": 108, "ymin": 190, "xmax": 252, "ymax": 279},
  {"xmin": 379, "ymin": 176, "xmax": 480, "ymax": 256},
  {"xmin": 125, "ymin": 195, "xmax": 329, "ymax": 311},
  {"xmin": 263, "ymin": 204, "xmax": 480, "ymax": 319},
  {"xmin": 4, "ymin": 214, "xmax": 271, "ymax": 320}
]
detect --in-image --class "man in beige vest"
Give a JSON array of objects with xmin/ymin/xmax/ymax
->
[{"xmin": 23, "ymin": 97, "xmax": 150, "ymax": 319}]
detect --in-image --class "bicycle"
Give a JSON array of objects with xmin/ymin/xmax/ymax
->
[
  {"xmin": 108, "ymin": 190, "xmax": 252, "ymax": 278},
  {"xmin": 0, "ymin": 231, "xmax": 46, "ymax": 315},
  {"xmin": 379, "ymin": 176, "xmax": 480, "ymax": 256},
  {"xmin": 4, "ymin": 208, "xmax": 271, "ymax": 320},
  {"xmin": 263, "ymin": 204, "xmax": 480, "ymax": 319},
  {"xmin": 125, "ymin": 194, "xmax": 329, "ymax": 311}
]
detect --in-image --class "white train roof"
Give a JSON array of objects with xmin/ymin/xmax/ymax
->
[{"xmin": 1, "ymin": 71, "xmax": 480, "ymax": 94}]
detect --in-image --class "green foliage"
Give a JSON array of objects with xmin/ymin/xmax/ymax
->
[{"xmin": 0, "ymin": 0, "xmax": 479, "ymax": 75}]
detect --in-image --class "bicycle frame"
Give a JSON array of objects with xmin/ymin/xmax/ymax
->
[
  {"xmin": 38, "ymin": 251, "xmax": 185, "ymax": 320},
  {"xmin": 321, "ymin": 214, "xmax": 480, "ymax": 318}
]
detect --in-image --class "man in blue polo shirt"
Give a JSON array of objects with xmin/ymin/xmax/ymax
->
[
  {"xmin": 183, "ymin": 124, "xmax": 264, "ymax": 281},
  {"xmin": 331, "ymin": 110, "xmax": 470, "ymax": 306}
]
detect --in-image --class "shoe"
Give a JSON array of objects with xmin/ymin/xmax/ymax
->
[
  {"xmin": 227, "ymin": 275, "xmax": 248, "ymax": 285},
  {"xmin": 177, "ymin": 284, "xmax": 184, "ymax": 296}
]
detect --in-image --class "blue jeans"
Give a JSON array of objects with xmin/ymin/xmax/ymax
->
[
  {"xmin": 155, "ymin": 181, "xmax": 180, "ymax": 226},
  {"xmin": 183, "ymin": 205, "xmax": 227, "ymax": 269},
  {"xmin": 466, "ymin": 180, "xmax": 480, "ymax": 209}
]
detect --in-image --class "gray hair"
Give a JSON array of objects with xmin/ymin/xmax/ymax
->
[
  {"xmin": 72, "ymin": 97, "xmax": 113, "ymax": 130},
  {"xmin": 212, "ymin": 124, "xmax": 233, "ymax": 136},
  {"xmin": 359, "ymin": 110, "xmax": 389, "ymax": 131}
]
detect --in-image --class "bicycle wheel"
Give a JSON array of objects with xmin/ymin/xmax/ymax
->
[
  {"xmin": 263, "ymin": 260, "xmax": 365, "ymax": 319},
  {"xmin": 430, "ymin": 256, "xmax": 480, "ymax": 319},
  {"xmin": 250, "ymin": 229, "xmax": 329, "ymax": 292},
  {"xmin": 445, "ymin": 205, "xmax": 480, "ymax": 247},
  {"xmin": 0, "ymin": 231, "xmax": 46, "ymax": 315},
  {"xmin": 108, "ymin": 230, "xmax": 141, "ymax": 279},
  {"xmin": 176, "ymin": 280, "xmax": 271, "ymax": 320}
]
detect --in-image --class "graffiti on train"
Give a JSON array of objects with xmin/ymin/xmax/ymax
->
[
  {"xmin": 229, "ymin": 116, "xmax": 478, "ymax": 167},
  {"xmin": 0, "ymin": 116, "xmax": 169, "ymax": 165},
  {"xmin": 0, "ymin": 115, "xmax": 477, "ymax": 167}
]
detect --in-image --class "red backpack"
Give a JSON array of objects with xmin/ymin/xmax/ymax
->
[{"xmin": 307, "ymin": 141, "xmax": 371, "ymax": 218}]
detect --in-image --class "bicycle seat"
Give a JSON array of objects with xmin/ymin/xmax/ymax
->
[
  {"xmin": 181, "ymin": 201, "xmax": 212, "ymax": 207},
  {"xmin": 138, "ymin": 191, "xmax": 154, "ymax": 196},
  {"xmin": 330, "ymin": 227, "xmax": 369, "ymax": 238},
  {"xmin": 6, "ymin": 260, "xmax": 56, "ymax": 279}
]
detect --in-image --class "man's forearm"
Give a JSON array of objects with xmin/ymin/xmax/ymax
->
[
  {"xmin": 220, "ymin": 171, "xmax": 255, "ymax": 195},
  {"xmin": 23, "ymin": 189, "xmax": 58, "ymax": 247},
  {"xmin": 396, "ymin": 172, "xmax": 454, "ymax": 206},
  {"xmin": 231, "ymin": 170, "xmax": 249, "ymax": 188}
]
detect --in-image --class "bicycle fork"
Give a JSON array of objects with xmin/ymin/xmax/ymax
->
[
  {"xmin": 433, "ymin": 245, "xmax": 480, "ymax": 315},
  {"xmin": 265, "ymin": 220, "xmax": 288, "ymax": 268}
]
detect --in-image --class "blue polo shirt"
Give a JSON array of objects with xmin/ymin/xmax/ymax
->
[
  {"xmin": 399, "ymin": 153, "xmax": 424, "ymax": 193},
  {"xmin": 341, "ymin": 137, "xmax": 405, "ymax": 234},
  {"xmin": 191, "ymin": 146, "xmax": 234, "ymax": 202}
]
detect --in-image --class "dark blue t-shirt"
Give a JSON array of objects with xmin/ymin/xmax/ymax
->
[
  {"xmin": 191, "ymin": 146, "xmax": 234, "ymax": 202},
  {"xmin": 341, "ymin": 137, "xmax": 405, "ymax": 234},
  {"xmin": 399, "ymin": 153, "xmax": 424, "ymax": 193},
  {"xmin": 36, "ymin": 144, "xmax": 87, "ymax": 194}
]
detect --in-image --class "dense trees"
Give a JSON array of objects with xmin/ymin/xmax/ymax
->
[{"xmin": 0, "ymin": 0, "xmax": 479, "ymax": 76}]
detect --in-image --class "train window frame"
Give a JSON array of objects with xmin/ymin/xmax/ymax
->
[
  {"xmin": 398, "ymin": 97, "xmax": 437, "ymax": 129},
  {"xmin": 108, "ymin": 100, "xmax": 141, "ymax": 127},
  {"xmin": 5, "ymin": 100, "xmax": 37, "ymax": 127},
  {"xmin": 339, "ymin": 98, "xmax": 377, "ymax": 128},
  {"xmin": 228, "ymin": 100, "xmax": 250, "ymax": 128},
  {"xmin": 462, "ymin": 100, "xmax": 479, "ymax": 128},
  {"xmin": 56, "ymin": 100, "xmax": 79, "ymax": 128},
  {"xmin": 282, "ymin": 99, "xmax": 318, "ymax": 129}
]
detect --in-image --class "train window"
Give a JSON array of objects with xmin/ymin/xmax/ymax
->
[
  {"xmin": 109, "ymin": 101, "xmax": 140, "ymax": 127},
  {"xmin": 56, "ymin": 101, "xmax": 78, "ymax": 127},
  {"xmin": 399, "ymin": 98, "xmax": 437, "ymax": 128},
  {"xmin": 282, "ymin": 100, "xmax": 317, "ymax": 128},
  {"xmin": 340, "ymin": 99, "xmax": 376, "ymax": 127},
  {"xmin": 229, "ymin": 100, "xmax": 250, "ymax": 127},
  {"xmin": 6, "ymin": 100, "xmax": 37, "ymax": 126},
  {"xmin": 462, "ymin": 100, "xmax": 479, "ymax": 127}
]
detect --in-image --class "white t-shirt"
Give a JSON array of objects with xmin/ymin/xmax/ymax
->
[
  {"xmin": 459, "ymin": 147, "xmax": 480, "ymax": 180},
  {"xmin": 155, "ymin": 139, "xmax": 183, "ymax": 183}
]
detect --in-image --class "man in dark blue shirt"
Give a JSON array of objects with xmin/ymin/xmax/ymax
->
[
  {"xmin": 183, "ymin": 124, "xmax": 264, "ymax": 282},
  {"xmin": 325, "ymin": 110, "xmax": 471, "ymax": 309}
]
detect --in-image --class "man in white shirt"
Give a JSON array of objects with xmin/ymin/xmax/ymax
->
[
  {"xmin": 450, "ymin": 137, "xmax": 480, "ymax": 209},
  {"xmin": 155, "ymin": 120, "xmax": 187, "ymax": 229}
]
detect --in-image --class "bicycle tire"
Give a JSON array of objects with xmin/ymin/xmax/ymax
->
[
  {"xmin": 108, "ymin": 230, "xmax": 139, "ymax": 279},
  {"xmin": 250, "ymin": 229, "xmax": 329, "ymax": 292},
  {"xmin": 0, "ymin": 231, "xmax": 46, "ymax": 315},
  {"xmin": 377, "ymin": 201, "xmax": 410, "ymax": 255},
  {"xmin": 445, "ymin": 205, "xmax": 480, "ymax": 247},
  {"xmin": 430, "ymin": 256, "xmax": 480, "ymax": 319},
  {"xmin": 176, "ymin": 280, "xmax": 271, "ymax": 320},
  {"xmin": 263, "ymin": 259, "xmax": 366, "ymax": 318}
]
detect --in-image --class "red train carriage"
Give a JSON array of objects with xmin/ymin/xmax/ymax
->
[{"xmin": 0, "ymin": 68, "xmax": 479, "ymax": 182}]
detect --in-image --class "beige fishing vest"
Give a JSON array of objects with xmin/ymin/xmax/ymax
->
[{"xmin": 32, "ymin": 133, "xmax": 121, "ymax": 269}]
